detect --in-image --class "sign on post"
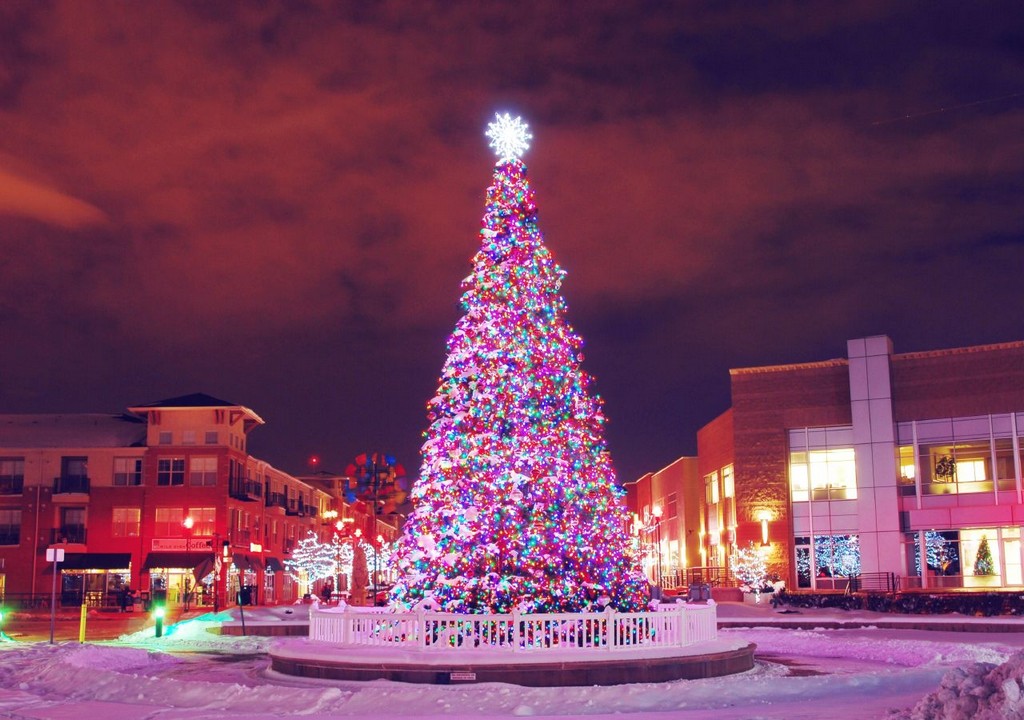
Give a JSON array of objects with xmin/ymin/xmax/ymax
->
[{"xmin": 47, "ymin": 547, "xmax": 65, "ymax": 644}]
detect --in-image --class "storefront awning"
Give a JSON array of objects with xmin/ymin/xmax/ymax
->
[
  {"xmin": 264, "ymin": 556, "xmax": 285, "ymax": 573},
  {"xmin": 142, "ymin": 552, "xmax": 213, "ymax": 571},
  {"xmin": 230, "ymin": 553, "xmax": 258, "ymax": 572},
  {"xmin": 54, "ymin": 553, "xmax": 131, "ymax": 570}
]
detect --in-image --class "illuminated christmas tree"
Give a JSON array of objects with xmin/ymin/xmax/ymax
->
[
  {"xmin": 974, "ymin": 536, "xmax": 995, "ymax": 576},
  {"xmin": 731, "ymin": 543, "xmax": 768, "ymax": 602},
  {"xmin": 391, "ymin": 114, "xmax": 648, "ymax": 614}
]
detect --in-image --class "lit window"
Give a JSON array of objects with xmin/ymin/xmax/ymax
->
[
  {"xmin": 182, "ymin": 431, "xmax": 196, "ymax": 445},
  {"xmin": 957, "ymin": 459, "xmax": 986, "ymax": 482},
  {"xmin": 154, "ymin": 507, "xmax": 184, "ymax": 536},
  {"xmin": 704, "ymin": 472, "xmax": 719, "ymax": 505},
  {"xmin": 790, "ymin": 448, "xmax": 857, "ymax": 501},
  {"xmin": 722, "ymin": 465, "xmax": 735, "ymax": 498},
  {"xmin": 790, "ymin": 453, "xmax": 809, "ymax": 502},
  {"xmin": 186, "ymin": 507, "xmax": 216, "ymax": 536},
  {"xmin": 112, "ymin": 507, "xmax": 141, "ymax": 537}
]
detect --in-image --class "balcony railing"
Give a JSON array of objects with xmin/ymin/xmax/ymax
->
[
  {"xmin": 286, "ymin": 501, "xmax": 315, "ymax": 517},
  {"xmin": 266, "ymin": 492, "xmax": 287, "ymax": 510},
  {"xmin": 53, "ymin": 476, "xmax": 90, "ymax": 494},
  {"xmin": 228, "ymin": 479, "xmax": 262, "ymax": 501},
  {"xmin": 0, "ymin": 477, "xmax": 24, "ymax": 495},
  {"xmin": 51, "ymin": 526, "xmax": 87, "ymax": 544}
]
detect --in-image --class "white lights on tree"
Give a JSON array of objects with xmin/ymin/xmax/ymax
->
[
  {"xmin": 485, "ymin": 112, "xmax": 532, "ymax": 161},
  {"xmin": 731, "ymin": 542, "xmax": 769, "ymax": 603}
]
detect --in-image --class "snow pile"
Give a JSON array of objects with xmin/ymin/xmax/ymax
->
[
  {"xmin": 727, "ymin": 626, "xmax": 1012, "ymax": 669},
  {"xmin": 63, "ymin": 644, "xmax": 172, "ymax": 672},
  {"xmin": 891, "ymin": 651, "xmax": 1024, "ymax": 719}
]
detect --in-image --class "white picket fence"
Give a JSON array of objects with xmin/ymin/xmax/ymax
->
[{"xmin": 309, "ymin": 602, "xmax": 717, "ymax": 653}]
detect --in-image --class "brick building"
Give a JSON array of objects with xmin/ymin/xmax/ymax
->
[
  {"xmin": 0, "ymin": 393, "xmax": 399, "ymax": 609},
  {"xmin": 623, "ymin": 457, "xmax": 701, "ymax": 590},
  {"xmin": 697, "ymin": 336, "xmax": 1024, "ymax": 591}
]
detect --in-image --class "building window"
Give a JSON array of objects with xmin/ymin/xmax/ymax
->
[
  {"xmin": 666, "ymin": 492, "xmax": 678, "ymax": 519},
  {"xmin": 704, "ymin": 471, "xmax": 719, "ymax": 505},
  {"xmin": 0, "ymin": 508, "xmax": 20, "ymax": 545},
  {"xmin": 157, "ymin": 458, "xmax": 185, "ymax": 486},
  {"xmin": 155, "ymin": 507, "xmax": 184, "ymax": 537},
  {"xmin": 112, "ymin": 507, "xmax": 141, "ymax": 537},
  {"xmin": 795, "ymin": 534, "xmax": 861, "ymax": 583},
  {"xmin": 0, "ymin": 457, "xmax": 24, "ymax": 495},
  {"xmin": 205, "ymin": 431, "xmax": 218, "ymax": 445},
  {"xmin": 59, "ymin": 507, "xmax": 86, "ymax": 543},
  {"xmin": 722, "ymin": 465, "xmax": 734, "ymax": 498},
  {"xmin": 189, "ymin": 457, "xmax": 218, "ymax": 486},
  {"xmin": 158, "ymin": 431, "xmax": 172, "ymax": 445},
  {"xmin": 186, "ymin": 507, "xmax": 216, "ymax": 536},
  {"xmin": 61, "ymin": 456, "xmax": 88, "ymax": 481},
  {"xmin": 183, "ymin": 430, "xmax": 196, "ymax": 445},
  {"xmin": 920, "ymin": 441, "xmax": 993, "ymax": 495},
  {"xmin": 789, "ymin": 448, "xmax": 857, "ymax": 501},
  {"xmin": 113, "ymin": 457, "xmax": 143, "ymax": 486}
]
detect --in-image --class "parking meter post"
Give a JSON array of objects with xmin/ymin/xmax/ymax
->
[
  {"xmin": 238, "ymin": 572, "xmax": 247, "ymax": 636},
  {"xmin": 154, "ymin": 605, "xmax": 165, "ymax": 638},
  {"xmin": 78, "ymin": 603, "xmax": 87, "ymax": 643}
]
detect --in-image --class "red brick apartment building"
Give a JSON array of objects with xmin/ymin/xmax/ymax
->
[
  {"xmin": 0, "ymin": 394, "xmax": 399, "ymax": 609},
  {"xmin": 630, "ymin": 336, "xmax": 1024, "ymax": 593},
  {"xmin": 624, "ymin": 458, "xmax": 701, "ymax": 589}
]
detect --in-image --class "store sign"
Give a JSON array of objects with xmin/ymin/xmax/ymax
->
[{"xmin": 152, "ymin": 538, "xmax": 214, "ymax": 552}]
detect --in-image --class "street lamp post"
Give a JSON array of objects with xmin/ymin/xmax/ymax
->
[
  {"xmin": 182, "ymin": 516, "xmax": 194, "ymax": 612},
  {"xmin": 212, "ymin": 532, "xmax": 221, "ymax": 613},
  {"xmin": 373, "ymin": 534, "xmax": 385, "ymax": 606},
  {"xmin": 651, "ymin": 505, "xmax": 664, "ymax": 591}
]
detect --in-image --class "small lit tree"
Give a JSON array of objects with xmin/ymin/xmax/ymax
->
[
  {"xmin": 731, "ymin": 543, "xmax": 768, "ymax": 603},
  {"xmin": 285, "ymin": 531, "xmax": 336, "ymax": 593},
  {"xmin": 974, "ymin": 536, "xmax": 995, "ymax": 576}
]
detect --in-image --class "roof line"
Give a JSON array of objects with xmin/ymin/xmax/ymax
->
[
  {"xmin": 730, "ymin": 359, "xmax": 848, "ymax": 375},
  {"xmin": 895, "ymin": 340, "xmax": 1024, "ymax": 361}
]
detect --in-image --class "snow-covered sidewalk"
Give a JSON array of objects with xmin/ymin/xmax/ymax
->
[{"xmin": 1, "ymin": 603, "xmax": 1024, "ymax": 719}]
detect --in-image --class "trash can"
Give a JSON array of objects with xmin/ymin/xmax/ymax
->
[{"xmin": 687, "ymin": 583, "xmax": 711, "ymax": 602}]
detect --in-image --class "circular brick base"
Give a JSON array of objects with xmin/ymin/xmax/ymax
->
[{"xmin": 269, "ymin": 642, "xmax": 756, "ymax": 686}]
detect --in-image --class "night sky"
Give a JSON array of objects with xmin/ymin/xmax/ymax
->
[{"xmin": 2, "ymin": 2, "xmax": 1022, "ymax": 484}]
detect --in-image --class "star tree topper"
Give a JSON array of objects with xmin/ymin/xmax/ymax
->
[{"xmin": 486, "ymin": 113, "xmax": 532, "ymax": 162}]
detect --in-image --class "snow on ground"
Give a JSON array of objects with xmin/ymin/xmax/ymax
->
[{"xmin": 1, "ymin": 602, "xmax": 1024, "ymax": 719}]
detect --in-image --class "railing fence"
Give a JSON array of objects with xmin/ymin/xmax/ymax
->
[{"xmin": 310, "ymin": 602, "xmax": 718, "ymax": 653}]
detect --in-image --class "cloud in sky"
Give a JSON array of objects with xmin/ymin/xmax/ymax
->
[
  {"xmin": 1, "ymin": 1, "xmax": 1022, "ymax": 480},
  {"xmin": 0, "ymin": 165, "xmax": 106, "ymax": 228}
]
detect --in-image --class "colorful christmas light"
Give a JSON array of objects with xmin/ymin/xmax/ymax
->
[{"xmin": 390, "ymin": 118, "xmax": 648, "ymax": 614}]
